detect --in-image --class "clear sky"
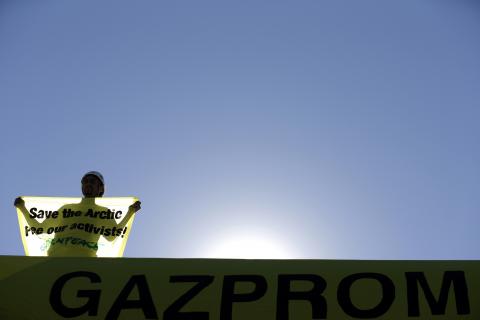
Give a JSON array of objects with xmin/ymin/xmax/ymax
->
[{"xmin": 1, "ymin": 1, "xmax": 479, "ymax": 259}]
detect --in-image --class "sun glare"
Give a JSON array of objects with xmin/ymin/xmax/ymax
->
[{"xmin": 205, "ymin": 235, "xmax": 292, "ymax": 259}]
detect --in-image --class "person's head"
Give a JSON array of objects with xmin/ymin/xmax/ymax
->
[{"xmin": 81, "ymin": 171, "xmax": 105, "ymax": 197}]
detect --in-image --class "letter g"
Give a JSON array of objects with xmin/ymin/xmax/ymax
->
[{"xmin": 50, "ymin": 271, "xmax": 101, "ymax": 317}]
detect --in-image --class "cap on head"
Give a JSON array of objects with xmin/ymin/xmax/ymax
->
[{"xmin": 82, "ymin": 171, "xmax": 105, "ymax": 185}]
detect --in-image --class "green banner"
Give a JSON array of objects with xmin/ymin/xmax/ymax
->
[
  {"xmin": 0, "ymin": 256, "xmax": 478, "ymax": 319},
  {"xmin": 16, "ymin": 197, "xmax": 138, "ymax": 257}
]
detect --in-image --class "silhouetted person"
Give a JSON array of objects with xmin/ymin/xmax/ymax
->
[{"xmin": 14, "ymin": 171, "xmax": 141, "ymax": 257}]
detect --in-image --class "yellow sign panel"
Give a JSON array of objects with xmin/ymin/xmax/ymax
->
[
  {"xmin": 16, "ymin": 196, "xmax": 138, "ymax": 257},
  {"xmin": 0, "ymin": 256, "xmax": 478, "ymax": 319}
]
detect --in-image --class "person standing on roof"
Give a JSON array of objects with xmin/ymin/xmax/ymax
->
[{"xmin": 14, "ymin": 171, "xmax": 141, "ymax": 257}]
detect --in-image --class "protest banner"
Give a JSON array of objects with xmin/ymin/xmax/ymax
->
[
  {"xmin": 0, "ymin": 256, "xmax": 478, "ymax": 319},
  {"xmin": 15, "ymin": 196, "xmax": 137, "ymax": 257}
]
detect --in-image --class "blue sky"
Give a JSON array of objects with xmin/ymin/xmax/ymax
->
[{"xmin": 1, "ymin": 1, "xmax": 479, "ymax": 259}]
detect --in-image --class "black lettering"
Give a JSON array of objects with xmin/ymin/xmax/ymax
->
[
  {"xmin": 37, "ymin": 209, "xmax": 45, "ymax": 218},
  {"xmin": 220, "ymin": 275, "xmax": 267, "ymax": 320},
  {"xmin": 276, "ymin": 274, "xmax": 327, "ymax": 320},
  {"xmin": 85, "ymin": 208, "xmax": 94, "ymax": 217},
  {"xmin": 406, "ymin": 271, "xmax": 470, "ymax": 316},
  {"xmin": 164, "ymin": 275, "xmax": 214, "ymax": 320},
  {"xmin": 29, "ymin": 207, "xmax": 37, "ymax": 218},
  {"xmin": 337, "ymin": 273, "xmax": 395, "ymax": 319},
  {"xmin": 49, "ymin": 271, "xmax": 101, "ymax": 318},
  {"xmin": 105, "ymin": 275, "xmax": 158, "ymax": 320}
]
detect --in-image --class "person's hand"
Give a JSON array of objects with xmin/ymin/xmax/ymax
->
[
  {"xmin": 130, "ymin": 201, "xmax": 141, "ymax": 213},
  {"xmin": 14, "ymin": 197, "xmax": 24, "ymax": 207}
]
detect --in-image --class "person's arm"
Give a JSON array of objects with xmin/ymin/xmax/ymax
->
[
  {"xmin": 116, "ymin": 201, "xmax": 141, "ymax": 229},
  {"xmin": 14, "ymin": 197, "xmax": 42, "ymax": 229},
  {"xmin": 103, "ymin": 201, "xmax": 141, "ymax": 242}
]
